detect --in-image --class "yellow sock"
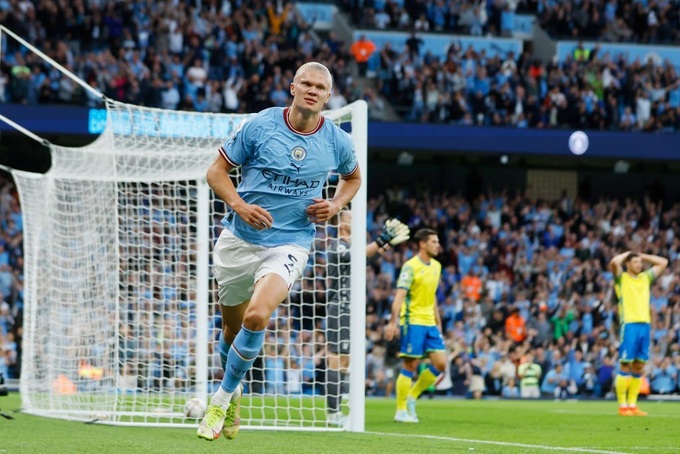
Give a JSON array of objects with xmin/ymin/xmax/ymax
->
[
  {"xmin": 409, "ymin": 365, "xmax": 439, "ymax": 400},
  {"xmin": 396, "ymin": 370, "xmax": 413, "ymax": 411},
  {"xmin": 628, "ymin": 375, "xmax": 642, "ymax": 407},
  {"xmin": 615, "ymin": 373, "xmax": 631, "ymax": 407}
]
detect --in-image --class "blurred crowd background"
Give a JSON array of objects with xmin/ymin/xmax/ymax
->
[{"xmin": 3, "ymin": 168, "xmax": 680, "ymax": 399}]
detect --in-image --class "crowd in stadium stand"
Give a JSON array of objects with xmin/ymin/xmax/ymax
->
[
  {"xmin": 0, "ymin": 173, "xmax": 22, "ymax": 381},
  {"xmin": 375, "ymin": 41, "xmax": 680, "ymax": 130},
  {"xmin": 3, "ymin": 167, "xmax": 680, "ymax": 398},
  {"xmin": 2, "ymin": 1, "xmax": 680, "ymax": 130},
  {"xmin": 342, "ymin": 0, "xmax": 519, "ymax": 37},
  {"xmin": 341, "ymin": 0, "xmax": 680, "ymax": 44},
  {"xmin": 537, "ymin": 0, "xmax": 680, "ymax": 43},
  {"xmin": 0, "ymin": 0, "xmax": 366, "ymax": 115},
  {"xmin": 341, "ymin": 0, "xmax": 680, "ymax": 127}
]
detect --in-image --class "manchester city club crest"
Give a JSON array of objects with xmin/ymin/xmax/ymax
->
[{"xmin": 291, "ymin": 146, "xmax": 306, "ymax": 161}]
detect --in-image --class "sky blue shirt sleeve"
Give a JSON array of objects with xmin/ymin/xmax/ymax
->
[
  {"xmin": 336, "ymin": 129, "xmax": 358, "ymax": 175},
  {"xmin": 220, "ymin": 116, "xmax": 254, "ymax": 166}
]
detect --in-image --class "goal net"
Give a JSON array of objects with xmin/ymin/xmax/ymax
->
[{"xmin": 13, "ymin": 98, "xmax": 367, "ymax": 430}]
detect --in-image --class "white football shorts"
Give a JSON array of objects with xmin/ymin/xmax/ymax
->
[{"xmin": 213, "ymin": 228, "xmax": 309, "ymax": 306}]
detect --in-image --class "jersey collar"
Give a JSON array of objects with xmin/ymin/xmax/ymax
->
[
  {"xmin": 417, "ymin": 255, "xmax": 432, "ymax": 266},
  {"xmin": 283, "ymin": 107, "xmax": 325, "ymax": 135}
]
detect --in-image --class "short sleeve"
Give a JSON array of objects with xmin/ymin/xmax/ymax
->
[
  {"xmin": 645, "ymin": 268, "xmax": 655, "ymax": 284},
  {"xmin": 218, "ymin": 116, "xmax": 254, "ymax": 166},
  {"xmin": 397, "ymin": 264, "xmax": 414, "ymax": 290},
  {"xmin": 336, "ymin": 130, "xmax": 358, "ymax": 176}
]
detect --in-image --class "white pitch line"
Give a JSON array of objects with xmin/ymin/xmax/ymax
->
[
  {"xmin": 603, "ymin": 449, "xmax": 672, "ymax": 451},
  {"xmin": 365, "ymin": 431, "xmax": 629, "ymax": 454},
  {"xmin": 551, "ymin": 409, "xmax": 680, "ymax": 419}
]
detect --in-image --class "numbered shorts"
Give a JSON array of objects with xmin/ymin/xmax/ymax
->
[
  {"xmin": 399, "ymin": 324, "xmax": 446, "ymax": 358},
  {"xmin": 619, "ymin": 322, "xmax": 650, "ymax": 362},
  {"xmin": 213, "ymin": 229, "xmax": 309, "ymax": 307},
  {"xmin": 326, "ymin": 300, "xmax": 350, "ymax": 355}
]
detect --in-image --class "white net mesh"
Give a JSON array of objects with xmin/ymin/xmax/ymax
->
[{"xmin": 15, "ymin": 100, "xmax": 366, "ymax": 429}]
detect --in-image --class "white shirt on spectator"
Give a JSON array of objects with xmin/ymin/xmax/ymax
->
[
  {"xmin": 327, "ymin": 91, "xmax": 348, "ymax": 110},
  {"xmin": 374, "ymin": 10, "xmax": 391, "ymax": 29},
  {"xmin": 286, "ymin": 366, "xmax": 302, "ymax": 394},
  {"xmin": 648, "ymin": 10, "xmax": 658, "ymax": 27},
  {"xmin": 487, "ymin": 206, "xmax": 501, "ymax": 229},
  {"xmin": 499, "ymin": 358, "xmax": 517, "ymax": 382},
  {"xmin": 169, "ymin": 30, "xmax": 183, "ymax": 54},
  {"xmin": 414, "ymin": 16, "xmax": 430, "ymax": 31},
  {"xmin": 599, "ymin": 218, "xmax": 611, "ymax": 234},
  {"xmin": 659, "ymin": 271, "xmax": 674, "ymax": 291},
  {"xmin": 398, "ymin": 10, "xmax": 411, "ymax": 28},
  {"xmin": 186, "ymin": 65, "xmax": 207, "ymax": 87},
  {"xmin": 223, "ymin": 76, "xmax": 242, "ymax": 112},
  {"xmin": 0, "ymin": 72, "xmax": 7, "ymax": 102},
  {"xmin": 636, "ymin": 95, "xmax": 651, "ymax": 128},
  {"xmin": 162, "ymin": 85, "xmax": 180, "ymax": 110},
  {"xmin": 665, "ymin": 228, "xmax": 674, "ymax": 245},
  {"xmin": 17, "ymin": 0, "xmax": 34, "ymax": 13},
  {"xmin": 368, "ymin": 95, "xmax": 385, "ymax": 121},
  {"xmin": 602, "ymin": 67, "xmax": 617, "ymax": 89}
]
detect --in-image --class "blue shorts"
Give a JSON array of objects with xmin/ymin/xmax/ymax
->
[
  {"xmin": 399, "ymin": 324, "xmax": 445, "ymax": 358},
  {"xmin": 619, "ymin": 322, "xmax": 650, "ymax": 362}
]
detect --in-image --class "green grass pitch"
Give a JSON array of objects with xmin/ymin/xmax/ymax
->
[{"xmin": 1, "ymin": 392, "xmax": 678, "ymax": 453}]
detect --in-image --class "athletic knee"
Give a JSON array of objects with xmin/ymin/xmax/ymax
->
[
  {"xmin": 401, "ymin": 360, "xmax": 418, "ymax": 373},
  {"xmin": 243, "ymin": 306, "xmax": 270, "ymax": 331},
  {"xmin": 631, "ymin": 362, "xmax": 645, "ymax": 375},
  {"xmin": 222, "ymin": 328, "xmax": 237, "ymax": 346},
  {"xmin": 619, "ymin": 362, "xmax": 632, "ymax": 374}
]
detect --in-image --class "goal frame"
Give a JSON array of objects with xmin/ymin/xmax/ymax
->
[{"xmin": 0, "ymin": 25, "xmax": 367, "ymax": 432}]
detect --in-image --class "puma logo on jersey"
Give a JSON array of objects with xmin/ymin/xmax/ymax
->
[{"xmin": 290, "ymin": 162, "xmax": 302, "ymax": 173}]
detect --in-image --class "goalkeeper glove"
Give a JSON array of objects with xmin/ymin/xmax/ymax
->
[{"xmin": 375, "ymin": 218, "xmax": 410, "ymax": 248}]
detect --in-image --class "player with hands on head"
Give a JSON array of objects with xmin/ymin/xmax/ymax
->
[
  {"xmin": 609, "ymin": 250, "xmax": 668, "ymax": 417},
  {"xmin": 198, "ymin": 61, "xmax": 361, "ymax": 441},
  {"xmin": 325, "ymin": 211, "xmax": 410, "ymax": 426}
]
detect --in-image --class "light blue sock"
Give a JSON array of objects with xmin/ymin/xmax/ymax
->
[
  {"xmin": 221, "ymin": 325, "xmax": 265, "ymax": 393},
  {"xmin": 218, "ymin": 331, "xmax": 231, "ymax": 371}
]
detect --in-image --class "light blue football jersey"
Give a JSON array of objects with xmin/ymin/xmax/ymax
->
[{"xmin": 217, "ymin": 107, "xmax": 358, "ymax": 249}]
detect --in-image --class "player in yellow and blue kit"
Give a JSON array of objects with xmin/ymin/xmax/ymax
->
[
  {"xmin": 609, "ymin": 251, "xmax": 668, "ymax": 416},
  {"xmin": 385, "ymin": 229, "xmax": 446, "ymax": 423}
]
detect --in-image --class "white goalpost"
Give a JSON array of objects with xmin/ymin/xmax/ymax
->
[{"xmin": 1, "ymin": 25, "xmax": 367, "ymax": 431}]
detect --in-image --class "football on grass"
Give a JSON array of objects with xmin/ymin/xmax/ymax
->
[{"xmin": 184, "ymin": 398, "xmax": 206, "ymax": 418}]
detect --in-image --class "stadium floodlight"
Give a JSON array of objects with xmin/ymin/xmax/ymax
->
[{"xmin": 0, "ymin": 25, "xmax": 367, "ymax": 432}]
